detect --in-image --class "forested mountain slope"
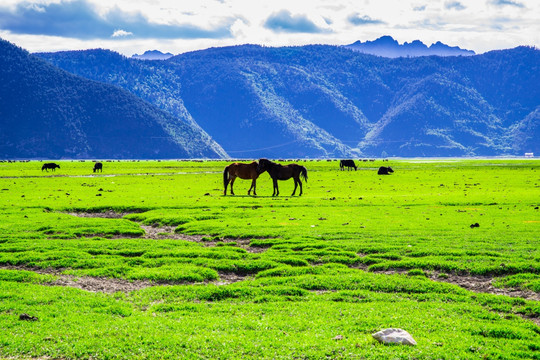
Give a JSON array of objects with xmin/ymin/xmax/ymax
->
[
  {"xmin": 38, "ymin": 44, "xmax": 540, "ymax": 157},
  {"xmin": 0, "ymin": 39, "xmax": 227, "ymax": 159}
]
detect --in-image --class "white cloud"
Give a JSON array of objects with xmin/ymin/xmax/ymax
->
[{"xmin": 112, "ymin": 29, "xmax": 133, "ymax": 37}]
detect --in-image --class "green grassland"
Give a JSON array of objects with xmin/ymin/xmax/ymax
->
[{"xmin": 0, "ymin": 159, "xmax": 538, "ymax": 359}]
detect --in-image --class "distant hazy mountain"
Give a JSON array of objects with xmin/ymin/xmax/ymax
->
[
  {"xmin": 37, "ymin": 43, "xmax": 539, "ymax": 158},
  {"xmin": 345, "ymin": 36, "xmax": 475, "ymax": 58},
  {"xmin": 132, "ymin": 50, "xmax": 173, "ymax": 60},
  {"xmin": 0, "ymin": 39, "xmax": 227, "ymax": 159}
]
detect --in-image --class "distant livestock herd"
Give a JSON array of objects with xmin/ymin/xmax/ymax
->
[
  {"xmin": 40, "ymin": 162, "xmax": 102, "ymax": 172},
  {"xmin": 31, "ymin": 159, "xmax": 394, "ymax": 197},
  {"xmin": 340, "ymin": 159, "xmax": 394, "ymax": 175}
]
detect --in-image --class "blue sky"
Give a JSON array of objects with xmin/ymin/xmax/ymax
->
[{"xmin": 0, "ymin": 0, "xmax": 538, "ymax": 55}]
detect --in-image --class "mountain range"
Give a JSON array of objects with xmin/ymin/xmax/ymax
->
[
  {"xmin": 0, "ymin": 39, "xmax": 226, "ymax": 159},
  {"xmin": 1, "ymin": 37, "xmax": 538, "ymax": 159},
  {"xmin": 344, "ymin": 36, "xmax": 476, "ymax": 58}
]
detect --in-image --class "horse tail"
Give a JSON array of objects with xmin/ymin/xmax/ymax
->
[
  {"xmin": 223, "ymin": 166, "xmax": 230, "ymax": 188},
  {"xmin": 300, "ymin": 166, "xmax": 308, "ymax": 182}
]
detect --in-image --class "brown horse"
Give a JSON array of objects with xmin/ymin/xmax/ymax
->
[
  {"xmin": 257, "ymin": 158, "xmax": 308, "ymax": 196},
  {"xmin": 223, "ymin": 161, "xmax": 265, "ymax": 196}
]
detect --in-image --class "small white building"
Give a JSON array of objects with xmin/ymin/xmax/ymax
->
[{"xmin": 525, "ymin": 153, "xmax": 534, "ymax": 158}]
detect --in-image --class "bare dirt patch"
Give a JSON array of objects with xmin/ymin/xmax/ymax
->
[
  {"xmin": 429, "ymin": 272, "xmax": 540, "ymax": 301},
  {"xmin": 2, "ymin": 265, "xmax": 250, "ymax": 293},
  {"xmin": 353, "ymin": 263, "xmax": 539, "ymax": 301},
  {"xmin": 49, "ymin": 271, "xmax": 249, "ymax": 293},
  {"xmin": 50, "ymin": 274, "xmax": 154, "ymax": 293},
  {"xmin": 211, "ymin": 272, "xmax": 252, "ymax": 286},
  {"xmin": 140, "ymin": 224, "xmax": 188, "ymax": 239},
  {"xmin": 139, "ymin": 224, "xmax": 267, "ymax": 253},
  {"xmin": 1, "ymin": 264, "xmax": 152, "ymax": 293},
  {"xmin": 68, "ymin": 212, "xmax": 268, "ymax": 253},
  {"xmin": 67, "ymin": 211, "xmax": 133, "ymax": 219}
]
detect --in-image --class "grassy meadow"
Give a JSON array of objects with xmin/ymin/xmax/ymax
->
[{"xmin": 0, "ymin": 159, "xmax": 538, "ymax": 359}]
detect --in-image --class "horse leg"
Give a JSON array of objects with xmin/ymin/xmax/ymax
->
[
  {"xmin": 273, "ymin": 179, "xmax": 278, "ymax": 196},
  {"xmin": 224, "ymin": 177, "xmax": 229, "ymax": 196},
  {"xmin": 299, "ymin": 179, "xmax": 303, "ymax": 196},
  {"xmin": 230, "ymin": 177, "xmax": 236, "ymax": 195},
  {"xmin": 248, "ymin": 179, "xmax": 256, "ymax": 196},
  {"xmin": 292, "ymin": 178, "xmax": 298, "ymax": 196}
]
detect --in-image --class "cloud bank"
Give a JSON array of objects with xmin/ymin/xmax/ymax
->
[
  {"xmin": 264, "ymin": 10, "xmax": 327, "ymax": 33},
  {"xmin": 0, "ymin": 0, "xmax": 234, "ymax": 39},
  {"xmin": 0, "ymin": 0, "xmax": 537, "ymax": 56},
  {"xmin": 347, "ymin": 13, "xmax": 385, "ymax": 26}
]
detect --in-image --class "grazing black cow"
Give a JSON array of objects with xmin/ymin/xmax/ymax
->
[
  {"xmin": 41, "ymin": 163, "xmax": 60, "ymax": 172},
  {"xmin": 93, "ymin": 162, "xmax": 103, "ymax": 173},
  {"xmin": 340, "ymin": 160, "xmax": 357, "ymax": 171},
  {"xmin": 377, "ymin": 166, "xmax": 394, "ymax": 175}
]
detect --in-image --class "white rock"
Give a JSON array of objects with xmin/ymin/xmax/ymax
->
[{"xmin": 372, "ymin": 328, "xmax": 417, "ymax": 346}]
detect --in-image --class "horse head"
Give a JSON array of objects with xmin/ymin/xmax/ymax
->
[{"xmin": 257, "ymin": 158, "xmax": 270, "ymax": 173}]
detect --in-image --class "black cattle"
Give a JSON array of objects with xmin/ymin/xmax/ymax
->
[
  {"xmin": 377, "ymin": 166, "xmax": 394, "ymax": 175},
  {"xmin": 93, "ymin": 162, "xmax": 103, "ymax": 173},
  {"xmin": 340, "ymin": 160, "xmax": 357, "ymax": 171},
  {"xmin": 41, "ymin": 163, "xmax": 60, "ymax": 172}
]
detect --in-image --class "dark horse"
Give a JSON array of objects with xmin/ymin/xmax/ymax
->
[
  {"xmin": 257, "ymin": 158, "xmax": 308, "ymax": 196},
  {"xmin": 41, "ymin": 163, "xmax": 60, "ymax": 172},
  {"xmin": 223, "ymin": 161, "xmax": 265, "ymax": 196},
  {"xmin": 93, "ymin": 162, "xmax": 103, "ymax": 173}
]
